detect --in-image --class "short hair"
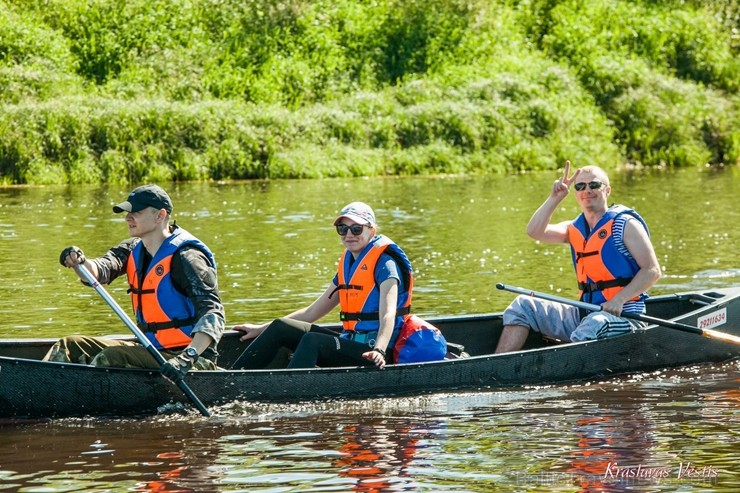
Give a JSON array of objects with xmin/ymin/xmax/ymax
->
[{"xmin": 578, "ymin": 165, "xmax": 610, "ymax": 185}]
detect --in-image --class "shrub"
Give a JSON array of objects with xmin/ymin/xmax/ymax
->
[{"xmin": 0, "ymin": 0, "xmax": 737, "ymax": 184}]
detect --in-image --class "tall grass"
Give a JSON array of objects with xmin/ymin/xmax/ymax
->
[{"xmin": 0, "ymin": 0, "xmax": 738, "ymax": 184}]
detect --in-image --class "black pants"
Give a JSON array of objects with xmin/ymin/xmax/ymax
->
[
  {"xmin": 231, "ymin": 318, "xmax": 383, "ymax": 369},
  {"xmin": 289, "ymin": 330, "xmax": 383, "ymax": 369}
]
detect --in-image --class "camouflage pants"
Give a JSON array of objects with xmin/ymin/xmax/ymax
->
[{"xmin": 42, "ymin": 335, "xmax": 216, "ymax": 370}]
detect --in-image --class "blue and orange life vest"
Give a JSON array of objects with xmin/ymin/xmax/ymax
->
[
  {"xmin": 335, "ymin": 235, "xmax": 413, "ymax": 333},
  {"xmin": 126, "ymin": 226, "xmax": 216, "ymax": 350},
  {"xmin": 567, "ymin": 205, "xmax": 649, "ymax": 305}
]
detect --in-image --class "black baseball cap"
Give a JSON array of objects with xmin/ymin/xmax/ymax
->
[{"xmin": 113, "ymin": 185, "xmax": 173, "ymax": 214}]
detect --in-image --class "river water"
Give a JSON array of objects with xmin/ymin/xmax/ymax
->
[{"xmin": 0, "ymin": 169, "xmax": 738, "ymax": 492}]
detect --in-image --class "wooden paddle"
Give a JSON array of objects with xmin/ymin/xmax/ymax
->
[
  {"xmin": 496, "ymin": 283, "xmax": 740, "ymax": 345},
  {"xmin": 74, "ymin": 264, "xmax": 211, "ymax": 416}
]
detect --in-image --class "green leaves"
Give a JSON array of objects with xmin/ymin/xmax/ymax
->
[{"xmin": 0, "ymin": 0, "xmax": 738, "ymax": 184}]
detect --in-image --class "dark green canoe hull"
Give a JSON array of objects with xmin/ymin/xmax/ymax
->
[{"xmin": 1, "ymin": 288, "xmax": 738, "ymax": 419}]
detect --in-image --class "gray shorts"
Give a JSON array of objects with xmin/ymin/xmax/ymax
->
[{"xmin": 502, "ymin": 295, "xmax": 642, "ymax": 342}]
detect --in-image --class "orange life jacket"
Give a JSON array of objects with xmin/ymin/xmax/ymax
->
[
  {"xmin": 336, "ymin": 235, "xmax": 412, "ymax": 332},
  {"xmin": 567, "ymin": 205, "xmax": 649, "ymax": 305},
  {"xmin": 126, "ymin": 227, "xmax": 216, "ymax": 350}
]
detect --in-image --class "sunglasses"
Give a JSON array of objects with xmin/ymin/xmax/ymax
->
[
  {"xmin": 574, "ymin": 181, "xmax": 605, "ymax": 192},
  {"xmin": 336, "ymin": 223, "xmax": 367, "ymax": 236}
]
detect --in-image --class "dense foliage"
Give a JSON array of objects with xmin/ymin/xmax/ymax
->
[{"xmin": 1, "ymin": 0, "xmax": 738, "ymax": 184}]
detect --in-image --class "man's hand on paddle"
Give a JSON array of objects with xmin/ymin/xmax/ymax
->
[
  {"xmin": 161, "ymin": 349, "xmax": 198, "ymax": 383},
  {"xmin": 552, "ymin": 160, "xmax": 580, "ymax": 201},
  {"xmin": 601, "ymin": 298, "xmax": 626, "ymax": 317},
  {"xmin": 59, "ymin": 246, "xmax": 86, "ymax": 268}
]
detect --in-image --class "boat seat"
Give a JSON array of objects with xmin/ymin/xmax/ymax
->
[
  {"xmin": 540, "ymin": 334, "xmax": 565, "ymax": 345},
  {"xmin": 445, "ymin": 342, "xmax": 469, "ymax": 359}
]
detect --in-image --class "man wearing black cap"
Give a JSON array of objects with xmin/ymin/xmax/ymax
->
[{"xmin": 45, "ymin": 185, "xmax": 225, "ymax": 381}]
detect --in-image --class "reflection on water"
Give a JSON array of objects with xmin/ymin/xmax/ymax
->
[{"xmin": 1, "ymin": 362, "xmax": 737, "ymax": 492}]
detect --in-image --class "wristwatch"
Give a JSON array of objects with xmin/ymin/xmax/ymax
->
[{"xmin": 183, "ymin": 347, "xmax": 199, "ymax": 361}]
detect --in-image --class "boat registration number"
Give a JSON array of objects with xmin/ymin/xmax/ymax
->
[{"xmin": 697, "ymin": 308, "xmax": 726, "ymax": 330}]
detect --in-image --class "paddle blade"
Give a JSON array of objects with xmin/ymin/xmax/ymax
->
[{"xmin": 703, "ymin": 328, "xmax": 740, "ymax": 346}]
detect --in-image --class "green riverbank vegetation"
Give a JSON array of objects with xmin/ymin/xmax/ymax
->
[{"xmin": 1, "ymin": 0, "xmax": 738, "ymax": 184}]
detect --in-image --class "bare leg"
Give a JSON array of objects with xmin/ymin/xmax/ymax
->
[{"xmin": 495, "ymin": 325, "xmax": 530, "ymax": 353}]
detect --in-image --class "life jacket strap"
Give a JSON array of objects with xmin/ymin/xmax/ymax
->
[
  {"xmin": 575, "ymin": 251, "xmax": 599, "ymax": 261},
  {"xmin": 138, "ymin": 316, "xmax": 198, "ymax": 333},
  {"xmin": 128, "ymin": 287, "xmax": 155, "ymax": 295},
  {"xmin": 578, "ymin": 277, "xmax": 633, "ymax": 293},
  {"xmin": 340, "ymin": 305, "xmax": 410, "ymax": 322},
  {"xmin": 329, "ymin": 283, "xmax": 364, "ymax": 299}
]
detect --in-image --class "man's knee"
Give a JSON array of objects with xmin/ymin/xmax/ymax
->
[
  {"xmin": 43, "ymin": 335, "xmax": 95, "ymax": 363},
  {"xmin": 43, "ymin": 339, "xmax": 72, "ymax": 363},
  {"xmin": 91, "ymin": 345, "xmax": 157, "ymax": 369},
  {"xmin": 502, "ymin": 296, "xmax": 536, "ymax": 327},
  {"xmin": 91, "ymin": 347, "xmax": 125, "ymax": 367}
]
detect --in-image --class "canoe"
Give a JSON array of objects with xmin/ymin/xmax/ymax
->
[{"xmin": 1, "ymin": 287, "xmax": 738, "ymax": 419}]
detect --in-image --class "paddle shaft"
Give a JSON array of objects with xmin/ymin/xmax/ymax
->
[
  {"xmin": 74, "ymin": 264, "xmax": 211, "ymax": 416},
  {"xmin": 496, "ymin": 283, "xmax": 740, "ymax": 345}
]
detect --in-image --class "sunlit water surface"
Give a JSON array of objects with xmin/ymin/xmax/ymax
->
[{"xmin": 0, "ymin": 169, "xmax": 738, "ymax": 491}]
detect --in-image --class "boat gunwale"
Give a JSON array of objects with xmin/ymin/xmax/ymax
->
[{"xmin": 2, "ymin": 286, "xmax": 739, "ymax": 373}]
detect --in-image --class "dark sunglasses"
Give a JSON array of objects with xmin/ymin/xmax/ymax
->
[
  {"xmin": 336, "ymin": 223, "xmax": 366, "ymax": 236},
  {"xmin": 574, "ymin": 181, "xmax": 604, "ymax": 192}
]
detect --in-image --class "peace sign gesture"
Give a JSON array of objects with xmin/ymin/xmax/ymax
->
[{"xmin": 551, "ymin": 160, "xmax": 580, "ymax": 200}]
